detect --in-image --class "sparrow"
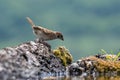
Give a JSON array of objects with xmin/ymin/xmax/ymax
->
[{"xmin": 26, "ymin": 17, "xmax": 64, "ymax": 42}]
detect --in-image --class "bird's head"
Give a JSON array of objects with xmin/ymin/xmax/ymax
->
[{"xmin": 56, "ymin": 32, "xmax": 64, "ymax": 41}]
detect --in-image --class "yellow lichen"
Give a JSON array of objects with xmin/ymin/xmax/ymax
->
[
  {"xmin": 53, "ymin": 46, "xmax": 73, "ymax": 66},
  {"xmin": 86, "ymin": 56, "xmax": 120, "ymax": 73}
]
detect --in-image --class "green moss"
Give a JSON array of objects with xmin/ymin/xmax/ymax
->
[
  {"xmin": 53, "ymin": 46, "xmax": 73, "ymax": 66},
  {"xmin": 87, "ymin": 56, "xmax": 120, "ymax": 73}
]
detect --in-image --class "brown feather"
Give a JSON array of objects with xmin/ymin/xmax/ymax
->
[{"xmin": 26, "ymin": 17, "xmax": 64, "ymax": 41}]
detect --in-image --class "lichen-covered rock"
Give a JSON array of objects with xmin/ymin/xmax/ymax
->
[
  {"xmin": 53, "ymin": 46, "xmax": 73, "ymax": 66},
  {"xmin": 68, "ymin": 54, "xmax": 120, "ymax": 76},
  {"xmin": 89, "ymin": 56, "xmax": 120, "ymax": 73},
  {"xmin": 67, "ymin": 59, "xmax": 94, "ymax": 76},
  {"xmin": 0, "ymin": 41, "xmax": 65, "ymax": 79}
]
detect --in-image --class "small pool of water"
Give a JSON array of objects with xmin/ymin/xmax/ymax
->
[{"xmin": 42, "ymin": 74, "xmax": 120, "ymax": 80}]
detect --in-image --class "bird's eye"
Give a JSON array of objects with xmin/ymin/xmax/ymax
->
[
  {"xmin": 57, "ymin": 35, "xmax": 61, "ymax": 38},
  {"xmin": 57, "ymin": 35, "xmax": 60, "ymax": 38}
]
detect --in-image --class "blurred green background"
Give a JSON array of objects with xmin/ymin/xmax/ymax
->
[{"xmin": 1, "ymin": 0, "xmax": 120, "ymax": 61}]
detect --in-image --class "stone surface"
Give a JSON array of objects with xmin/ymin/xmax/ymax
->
[
  {"xmin": 68, "ymin": 54, "xmax": 120, "ymax": 76},
  {"xmin": 0, "ymin": 41, "xmax": 65, "ymax": 80}
]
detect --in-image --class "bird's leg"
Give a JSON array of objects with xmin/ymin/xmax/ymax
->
[
  {"xmin": 35, "ymin": 38, "xmax": 45, "ymax": 43},
  {"xmin": 35, "ymin": 38, "xmax": 41, "ymax": 43}
]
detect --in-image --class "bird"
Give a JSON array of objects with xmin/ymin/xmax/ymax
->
[{"xmin": 26, "ymin": 17, "xmax": 64, "ymax": 42}]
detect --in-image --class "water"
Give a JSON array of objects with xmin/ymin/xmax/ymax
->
[{"xmin": 42, "ymin": 74, "xmax": 120, "ymax": 80}]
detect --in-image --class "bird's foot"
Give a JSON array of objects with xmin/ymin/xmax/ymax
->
[{"xmin": 35, "ymin": 38, "xmax": 43, "ymax": 43}]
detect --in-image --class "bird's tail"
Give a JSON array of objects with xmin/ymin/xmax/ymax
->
[{"xmin": 26, "ymin": 17, "xmax": 35, "ymax": 28}]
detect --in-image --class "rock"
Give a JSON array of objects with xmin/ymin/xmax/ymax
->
[
  {"xmin": 0, "ymin": 40, "xmax": 65, "ymax": 79},
  {"xmin": 67, "ymin": 63, "xmax": 84, "ymax": 76},
  {"xmin": 68, "ymin": 54, "xmax": 120, "ymax": 76}
]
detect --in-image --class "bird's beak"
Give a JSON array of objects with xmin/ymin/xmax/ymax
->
[{"xmin": 61, "ymin": 37, "xmax": 64, "ymax": 41}]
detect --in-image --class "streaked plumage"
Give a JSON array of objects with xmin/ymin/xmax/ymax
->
[{"xmin": 26, "ymin": 17, "xmax": 64, "ymax": 41}]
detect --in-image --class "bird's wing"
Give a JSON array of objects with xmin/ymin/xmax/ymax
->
[{"xmin": 33, "ymin": 26, "xmax": 55, "ymax": 34}]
